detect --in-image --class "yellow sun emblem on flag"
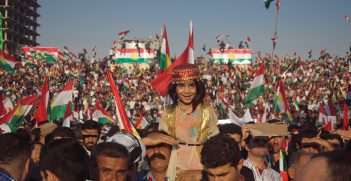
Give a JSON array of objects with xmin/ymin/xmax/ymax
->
[
  {"xmin": 131, "ymin": 52, "xmax": 139, "ymax": 60},
  {"xmin": 228, "ymin": 52, "xmax": 236, "ymax": 60}
]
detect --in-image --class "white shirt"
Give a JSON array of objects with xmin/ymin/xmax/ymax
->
[{"xmin": 243, "ymin": 158, "xmax": 281, "ymax": 181}]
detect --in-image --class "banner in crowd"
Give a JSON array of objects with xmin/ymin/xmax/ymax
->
[
  {"xmin": 22, "ymin": 47, "xmax": 59, "ymax": 63},
  {"xmin": 210, "ymin": 48, "xmax": 252, "ymax": 64},
  {"xmin": 115, "ymin": 41, "xmax": 155, "ymax": 64}
]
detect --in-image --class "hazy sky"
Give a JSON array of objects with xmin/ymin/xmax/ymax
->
[{"xmin": 37, "ymin": 0, "xmax": 351, "ymax": 59}]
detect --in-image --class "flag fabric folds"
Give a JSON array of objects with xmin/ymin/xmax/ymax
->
[
  {"xmin": 159, "ymin": 25, "xmax": 171, "ymax": 71},
  {"xmin": 50, "ymin": 79, "xmax": 74, "ymax": 121},
  {"xmin": 151, "ymin": 46, "xmax": 189, "ymax": 96},
  {"xmin": 244, "ymin": 64, "xmax": 265, "ymax": 108},
  {"xmin": 0, "ymin": 95, "xmax": 38, "ymax": 132},
  {"xmin": 188, "ymin": 21, "xmax": 194, "ymax": 64},
  {"xmin": 93, "ymin": 101, "xmax": 115, "ymax": 125},
  {"xmin": 33, "ymin": 77, "xmax": 50, "ymax": 125},
  {"xmin": 106, "ymin": 69, "xmax": 135, "ymax": 135},
  {"xmin": 0, "ymin": 49, "xmax": 17, "ymax": 72}
]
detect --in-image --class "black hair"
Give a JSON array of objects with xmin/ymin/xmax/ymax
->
[
  {"xmin": 298, "ymin": 129, "xmax": 318, "ymax": 146},
  {"xmin": 40, "ymin": 138, "xmax": 89, "ymax": 181},
  {"xmin": 90, "ymin": 142, "xmax": 130, "ymax": 181},
  {"xmin": 51, "ymin": 127, "xmax": 74, "ymax": 138},
  {"xmin": 201, "ymin": 133, "xmax": 241, "ymax": 168},
  {"xmin": 167, "ymin": 79, "xmax": 206, "ymax": 112},
  {"xmin": 218, "ymin": 123, "xmax": 243, "ymax": 139},
  {"xmin": 312, "ymin": 151, "xmax": 351, "ymax": 181},
  {"xmin": 0, "ymin": 133, "xmax": 31, "ymax": 170},
  {"xmin": 82, "ymin": 120, "xmax": 102, "ymax": 134}
]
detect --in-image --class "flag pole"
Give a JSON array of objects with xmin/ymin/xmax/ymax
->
[{"xmin": 271, "ymin": 0, "xmax": 280, "ymax": 64}]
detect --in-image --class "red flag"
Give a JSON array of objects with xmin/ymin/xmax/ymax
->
[
  {"xmin": 151, "ymin": 46, "xmax": 189, "ymax": 96},
  {"xmin": 34, "ymin": 77, "xmax": 49, "ymax": 125},
  {"xmin": 106, "ymin": 69, "xmax": 133, "ymax": 133},
  {"xmin": 327, "ymin": 98, "xmax": 337, "ymax": 116},
  {"xmin": 344, "ymin": 103, "xmax": 349, "ymax": 130},
  {"xmin": 0, "ymin": 94, "xmax": 7, "ymax": 116}
]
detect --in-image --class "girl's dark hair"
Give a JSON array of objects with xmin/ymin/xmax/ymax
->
[{"xmin": 167, "ymin": 79, "xmax": 206, "ymax": 112}]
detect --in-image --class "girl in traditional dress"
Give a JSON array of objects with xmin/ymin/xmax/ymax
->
[{"xmin": 159, "ymin": 63, "xmax": 219, "ymax": 180}]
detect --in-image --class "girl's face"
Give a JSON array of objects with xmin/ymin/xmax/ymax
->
[{"xmin": 176, "ymin": 81, "xmax": 197, "ymax": 105}]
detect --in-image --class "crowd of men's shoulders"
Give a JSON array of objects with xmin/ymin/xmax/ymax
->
[{"xmin": 0, "ymin": 119, "xmax": 351, "ymax": 181}]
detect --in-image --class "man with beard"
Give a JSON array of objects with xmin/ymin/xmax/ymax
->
[
  {"xmin": 266, "ymin": 120, "xmax": 289, "ymax": 180},
  {"xmin": 243, "ymin": 135, "xmax": 281, "ymax": 181},
  {"xmin": 137, "ymin": 131, "xmax": 172, "ymax": 181},
  {"xmin": 82, "ymin": 120, "xmax": 101, "ymax": 155}
]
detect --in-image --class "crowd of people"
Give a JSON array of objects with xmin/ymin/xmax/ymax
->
[{"xmin": 0, "ymin": 47, "xmax": 351, "ymax": 180}]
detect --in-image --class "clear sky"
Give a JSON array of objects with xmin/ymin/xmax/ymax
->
[{"xmin": 37, "ymin": 0, "xmax": 351, "ymax": 59}]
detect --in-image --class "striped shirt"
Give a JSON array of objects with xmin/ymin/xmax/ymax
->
[{"xmin": 243, "ymin": 158, "xmax": 281, "ymax": 181}]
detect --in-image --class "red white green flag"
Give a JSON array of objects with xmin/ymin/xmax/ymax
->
[
  {"xmin": 92, "ymin": 101, "xmax": 115, "ymax": 125},
  {"xmin": 211, "ymin": 49, "xmax": 252, "ymax": 64},
  {"xmin": 273, "ymin": 80, "xmax": 289, "ymax": 115},
  {"xmin": 244, "ymin": 64, "xmax": 265, "ymax": 108},
  {"xmin": 50, "ymin": 79, "xmax": 74, "ymax": 121},
  {"xmin": 0, "ymin": 49, "xmax": 17, "ymax": 72},
  {"xmin": 159, "ymin": 24, "xmax": 171, "ymax": 71},
  {"xmin": 0, "ymin": 95, "xmax": 38, "ymax": 132}
]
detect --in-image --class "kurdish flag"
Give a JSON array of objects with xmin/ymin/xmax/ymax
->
[
  {"xmin": 211, "ymin": 49, "xmax": 252, "ymax": 65},
  {"xmin": 0, "ymin": 95, "xmax": 38, "ymax": 132},
  {"xmin": 63, "ymin": 46, "xmax": 77, "ymax": 60},
  {"xmin": 0, "ymin": 49, "xmax": 17, "ymax": 72},
  {"xmin": 106, "ymin": 69, "xmax": 140, "ymax": 138},
  {"xmin": 50, "ymin": 79, "xmax": 74, "ymax": 121},
  {"xmin": 159, "ymin": 24, "xmax": 171, "ymax": 70},
  {"xmin": 273, "ymin": 80, "xmax": 288, "ymax": 114},
  {"xmin": 93, "ymin": 101, "xmax": 115, "ymax": 124},
  {"xmin": 115, "ymin": 48, "xmax": 155, "ymax": 64},
  {"xmin": 244, "ymin": 64, "xmax": 265, "ymax": 108}
]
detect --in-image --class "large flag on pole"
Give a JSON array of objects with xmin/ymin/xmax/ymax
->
[
  {"xmin": 188, "ymin": 21, "xmax": 194, "ymax": 64},
  {"xmin": 50, "ymin": 79, "xmax": 74, "ymax": 121},
  {"xmin": 0, "ymin": 95, "xmax": 38, "ymax": 132},
  {"xmin": 33, "ymin": 77, "xmax": 50, "ymax": 125},
  {"xmin": 151, "ymin": 46, "xmax": 189, "ymax": 96},
  {"xmin": 244, "ymin": 64, "xmax": 265, "ymax": 108},
  {"xmin": 159, "ymin": 24, "xmax": 171, "ymax": 71},
  {"xmin": 106, "ymin": 69, "xmax": 134, "ymax": 133}
]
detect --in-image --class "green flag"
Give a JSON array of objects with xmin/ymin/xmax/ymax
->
[
  {"xmin": 265, "ymin": 0, "xmax": 274, "ymax": 9},
  {"xmin": 0, "ymin": 12, "xmax": 3, "ymax": 50}
]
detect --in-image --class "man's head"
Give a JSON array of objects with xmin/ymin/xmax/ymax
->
[
  {"xmin": 245, "ymin": 135, "xmax": 269, "ymax": 158},
  {"xmin": 90, "ymin": 142, "xmax": 131, "ymax": 181},
  {"xmin": 320, "ymin": 133, "xmax": 344, "ymax": 150},
  {"xmin": 82, "ymin": 120, "xmax": 101, "ymax": 150},
  {"xmin": 297, "ymin": 151, "xmax": 351, "ymax": 181},
  {"xmin": 201, "ymin": 134, "xmax": 242, "ymax": 181},
  {"xmin": 145, "ymin": 131, "xmax": 172, "ymax": 173},
  {"xmin": 50, "ymin": 127, "xmax": 75, "ymax": 141},
  {"xmin": 298, "ymin": 130, "xmax": 320, "ymax": 154},
  {"xmin": 0, "ymin": 133, "xmax": 31, "ymax": 181},
  {"xmin": 287, "ymin": 151, "xmax": 312, "ymax": 180},
  {"xmin": 218, "ymin": 123, "xmax": 243, "ymax": 144},
  {"xmin": 40, "ymin": 138, "xmax": 89, "ymax": 181},
  {"xmin": 268, "ymin": 136, "xmax": 284, "ymax": 154}
]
